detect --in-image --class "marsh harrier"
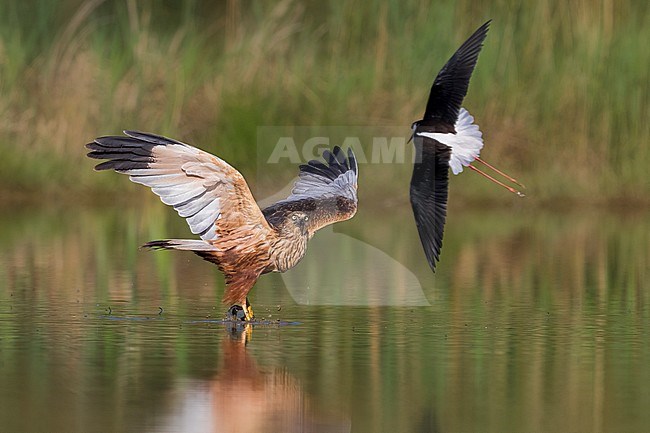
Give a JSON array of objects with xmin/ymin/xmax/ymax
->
[{"xmin": 87, "ymin": 131, "xmax": 358, "ymax": 320}]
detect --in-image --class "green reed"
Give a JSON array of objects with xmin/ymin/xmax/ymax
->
[{"xmin": 0, "ymin": 0, "xmax": 647, "ymax": 204}]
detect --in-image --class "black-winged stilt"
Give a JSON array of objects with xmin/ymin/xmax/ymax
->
[{"xmin": 409, "ymin": 20, "xmax": 524, "ymax": 272}]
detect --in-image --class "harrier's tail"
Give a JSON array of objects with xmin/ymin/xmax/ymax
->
[
  {"xmin": 143, "ymin": 239, "xmax": 221, "ymax": 265},
  {"xmin": 142, "ymin": 239, "xmax": 216, "ymax": 251}
]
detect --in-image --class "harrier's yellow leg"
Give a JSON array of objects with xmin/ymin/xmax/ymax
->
[{"xmin": 244, "ymin": 297, "xmax": 254, "ymax": 321}]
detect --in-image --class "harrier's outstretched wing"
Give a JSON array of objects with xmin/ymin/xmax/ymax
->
[
  {"xmin": 86, "ymin": 131, "xmax": 273, "ymax": 243},
  {"xmin": 410, "ymin": 137, "xmax": 451, "ymax": 272},
  {"xmin": 423, "ymin": 20, "xmax": 490, "ymax": 127},
  {"xmin": 262, "ymin": 146, "xmax": 358, "ymax": 236}
]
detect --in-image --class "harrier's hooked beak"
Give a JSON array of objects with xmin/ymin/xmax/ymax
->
[{"xmin": 299, "ymin": 215, "xmax": 309, "ymax": 235}]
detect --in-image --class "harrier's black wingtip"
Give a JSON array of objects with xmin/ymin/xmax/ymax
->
[
  {"xmin": 141, "ymin": 240, "xmax": 174, "ymax": 250},
  {"xmin": 123, "ymin": 130, "xmax": 186, "ymax": 146},
  {"xmin": 332, "ymin": 146, "xmax": 348, "ymax": 168},
  {"xmin": 300, "ymin": 146, "xmax": 358, "ymax": 179},
  {"xmin": 347, "ymin": 148, "xmax": 358, "ymax": 174}
]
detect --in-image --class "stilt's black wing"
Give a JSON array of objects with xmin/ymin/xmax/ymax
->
[
  {"xmin": 423, "ymin": 20, "xmax": 490, "ymax": 127},
  {"xmin": 410, "ymin": 137, "xmax": 451, "ymax": 271}
]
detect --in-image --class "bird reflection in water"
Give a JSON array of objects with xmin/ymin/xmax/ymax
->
[{"xmin": 164, "ymin": 323, "xmax": 350, "ymax": 433}]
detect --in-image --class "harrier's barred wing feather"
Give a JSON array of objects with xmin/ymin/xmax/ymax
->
[
  {"xmin": 410, "ymin": 138, "xmax": 451, "ymax": 272},
  {"xmin": 262, "ymin": 146, "xmax": 358, "ymax": 235},
  {"xmin": 290, "ymin": 147, "xmax": 357, "ymax": 201},
  {"xmin": 424, "ymin": 20, "xmax": 490, "ymax": 126},
  {"xmin": 86, "ymin": 130, "xmax": 273, "ymax": 242}
]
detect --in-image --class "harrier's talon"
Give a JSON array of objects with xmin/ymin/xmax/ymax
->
[
  {"xmin": 227, "ymin": 298, "xmax": 255, "ymax": 322},
  {"xmin": 227, "ymin": 305, "xmax": 247, "ymax": 321}
]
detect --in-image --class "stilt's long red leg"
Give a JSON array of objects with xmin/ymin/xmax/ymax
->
[
  {"xmin": 474, "ymin": 157, "xmax": 526, "ymax": 189},
  {"xmin": 468, "ymin": 165, "xmax": 525, "ymax": 197}
]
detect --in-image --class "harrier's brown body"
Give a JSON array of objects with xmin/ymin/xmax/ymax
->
[{"xmin": 87, "ymin": 131, "xmax": 358, "ymax": 319}]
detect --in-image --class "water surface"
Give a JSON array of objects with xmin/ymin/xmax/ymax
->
[{"xmin": 0, "ymin": 204, "xmax": 648, "ymax": 432}]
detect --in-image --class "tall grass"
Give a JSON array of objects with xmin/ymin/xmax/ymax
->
[{"xmin": 0, "ymin": 0, "xmax": 648, "ymax": 204}]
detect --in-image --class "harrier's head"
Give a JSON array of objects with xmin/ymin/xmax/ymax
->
[{"xmin": 287, "ymin": 211, "xmax": 309, "ymax": 236}]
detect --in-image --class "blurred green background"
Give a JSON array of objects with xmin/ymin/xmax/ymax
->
[
  {"xmin": 0, "ymin": 0, "xmax": 648, "ymax": 204},
  {"xmin": 1, "ymin": 4, "xmax": 649, "ymax": 430}
]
